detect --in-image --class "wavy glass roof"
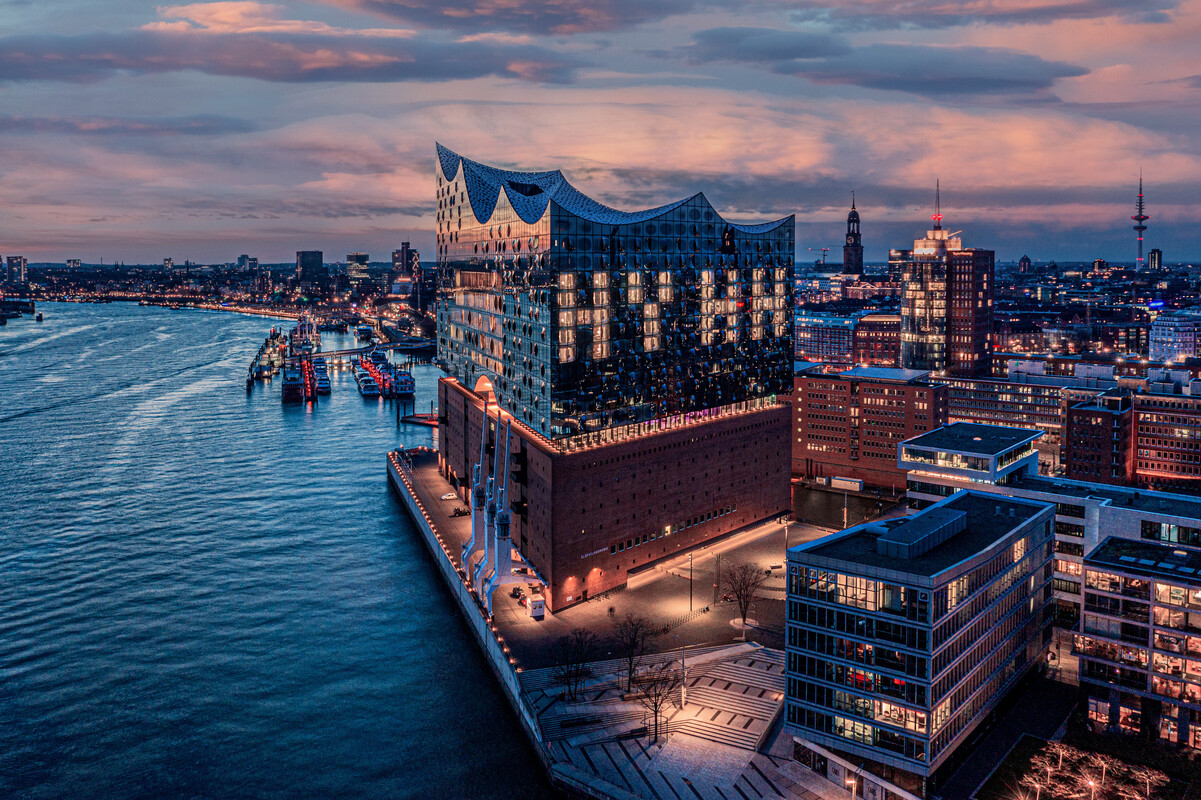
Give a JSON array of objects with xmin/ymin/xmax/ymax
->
[{"xmin": 436, "ymin": 143, "xmax": 790, "ymax": 233}]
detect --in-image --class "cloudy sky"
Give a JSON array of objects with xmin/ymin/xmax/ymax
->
[{"xmin": 1, "ymin": 0, "xmax": 1199, "ymax": 264}]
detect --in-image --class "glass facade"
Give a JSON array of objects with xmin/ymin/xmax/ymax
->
[
  {"xmin": 1076, "ymin": 548, "xmax": 1201, "ymax": 750},
  {"xmin": 434, "ymin": 144, "xmax": 794, "ymax": 439},
  {"xmin": 785, "ymin": 499, "xmax": 1054, "ymax": 778}
]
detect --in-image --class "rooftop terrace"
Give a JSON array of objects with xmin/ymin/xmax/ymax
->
[{"xmin": 902, "ymin": 422, "xmax": 1042, "ymax": 457}]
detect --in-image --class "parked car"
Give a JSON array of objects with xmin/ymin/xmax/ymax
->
[
  {"xmin": 509, "ymin": 586, "xmax": 524, "ymax": 599},
  {"xmin": 450, "ymin": 507, "xmax": 470, "ymax": 517},
  {"xmin": 440, "ymin": 492, "xmax": 457, "ymax": 501}
]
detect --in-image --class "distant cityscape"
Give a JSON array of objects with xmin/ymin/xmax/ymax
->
[{"xmin": 5, "ymin": 155, "xmax": 1201, "ymax": 800}]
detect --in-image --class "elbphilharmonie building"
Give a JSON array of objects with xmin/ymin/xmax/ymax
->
[{"xmin": 434, "ymin": 144, "xmax": 793, "ymax": 611}]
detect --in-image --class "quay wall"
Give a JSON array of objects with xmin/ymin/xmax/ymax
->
[
  {"xmin": 385, "ymin": 454, "xmax": 548, "ymax": 762},
  {"xmin": 387, "ymin": 451, "xmax": 648, "ymax": 800}
]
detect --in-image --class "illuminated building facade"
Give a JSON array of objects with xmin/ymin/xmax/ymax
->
[
  {"xmin": 854, "ymin": 313, "xmax": 901, "ymax": 367},
  {"xmin": 5, "ymin": 255, "xmax": 27, "ymax": 286},
  {"xmin": 1064, "ymin": 390, "xmax": 1135, "ymax": 486},
  {"xmin": 434, "ymin": 144, "xmax": 794, "ymax": 610},
  {"xmin": 897, "ymin": 192, "xmax": 994, "ymax": 378},
  {"xmin": 1077, "ymin": 538, "xmax": 1201, "ymax": 750},
  {"xmin": 1150, "ymin": 312, "xmax": 1201, "ymax": 363},
  {"xmin": 792, "ymin": 365, "xmax": 947, "ymax": 490},
  {"xmin": 902, "ymin": 422, "xmax": 1201, "ymax": 631},
  {"xmin": 435, "ymin": 144, "xmax": 793, "ymax": 438},
  {"xmin": 786, "ymin": 490, "xmax": 1054, "ymax": 796},
  {"xmin": 795, "ymin": 311, "xmax": 857, "ymax": 363}
]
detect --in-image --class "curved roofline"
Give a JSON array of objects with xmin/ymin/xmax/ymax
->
[{"xmin": 436, "ymin": 143, "xmax": 793, "ymax": 231}]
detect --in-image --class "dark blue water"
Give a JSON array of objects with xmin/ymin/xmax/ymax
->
[{"xmin": 0, "ymin": 304, "xmax": 551, "ymax": 799}]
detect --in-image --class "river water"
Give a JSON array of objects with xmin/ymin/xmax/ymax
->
[{"xmin": 0, "ymin": 303, "xmax": 551, "ymax": 799}]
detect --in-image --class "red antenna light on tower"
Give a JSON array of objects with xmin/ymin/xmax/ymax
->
[{"xmin": 931, "ymin": 179, "xmax": 943, "ymax": 227}]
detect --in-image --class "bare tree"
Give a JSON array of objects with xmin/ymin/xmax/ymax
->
[
  {"xmin": 1089, "ymin": 754, "xmax": 1123, "ymax": 787},
  {"xmin": 1023, "ymin": 754, "xmax": 1057, "ymax": 800},
  {"xmin": 633, "ymin": 661, "xmax": 682, "ymax": 743},
  {"xmin": 1126, "ymin": 767, "xmax": 1168, "ymax": 800},
  {"xmin": 551, "ymin": 628, "xmax": 598, "ymax": 702},
  {"xmin": 1046, "ymin": 741, "xmax": 1080, "ymax": 771},
  {"xmin": 723, "ymin": 561, "xmax": 769, "ymax": 640},
  {"xmin": 613, "ymin": 614, "xmax": 654, "ymax": 693}
]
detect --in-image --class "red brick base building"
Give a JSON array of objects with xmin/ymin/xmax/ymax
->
[{"xmin": 438, "ymin": 378, "xmax": 792, "ymax": 612}]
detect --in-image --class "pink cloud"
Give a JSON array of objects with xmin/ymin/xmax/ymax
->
[{"xmin": 144, "ymin": 1, "xmax": 415, "ymax": 36}]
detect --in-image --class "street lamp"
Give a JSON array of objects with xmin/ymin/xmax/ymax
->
[
  {"xmin": 1089, "ymin": 780, "xmax": 1096, "ymax": 800},
  {"xmin": 671, "ymin": 633, "xmax": 688, "ymax": 710},
  {"xmin": 689, "ymin": 552, "xmax": 693, "ymax": 612}
]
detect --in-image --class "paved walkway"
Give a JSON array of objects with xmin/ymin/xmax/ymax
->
[
  {"xmin": 403, "ymin": 448, "xmax": 829, "ymax": 670},
  {"xmin": 523, "ymin": 644, "xmax": 863, "ymax": 800}
]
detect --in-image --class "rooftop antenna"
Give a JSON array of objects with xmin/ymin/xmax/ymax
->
[{"xmin": 932, "ymin": 179, "xmax": 943, "ymax": 229}]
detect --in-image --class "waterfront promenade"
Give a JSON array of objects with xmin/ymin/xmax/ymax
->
[{"xmin": 387, "ymin": 447, "xmax": 850, "ymax": 800}]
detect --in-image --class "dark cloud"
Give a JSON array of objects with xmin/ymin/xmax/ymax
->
[
  {"xmin": 325, "ymin": 0, "xmax": 702, "ymax": 35},
  {"xmin": 680, "ymin": 27, "xmax": 851, "ymax": 63},
  {"xmin": 776, "ymin": 44, "xmax": 1087, "ymax": 97},
  {"xmin": 675, "ymin": 32, "xmax": 1087, "ymax": 98},
  {"xmin": 0, "ymin": 30, "xmax": 580, "ymax": 84},
  {"xmin": 786, "ymin": 0, "xmax": 1179, "ymax": 31},
  {"xmin": 0, "ymin": 114, "xmax": 255, "ymax": 136}
]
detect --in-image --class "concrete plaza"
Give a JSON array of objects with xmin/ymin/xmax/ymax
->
[{"xmin": 402, "ymin": 447, "xmax": 830, "ymax": 670}]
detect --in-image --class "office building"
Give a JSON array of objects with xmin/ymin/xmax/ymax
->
[
  {"xmin": 792, "ymin": 365, "xmax": 947, "ymax": 490},
  {"xmin": 236, "ymin": 254, "xmax": 258, "ymax": 271},
  {"xmin": 1148, "ymin": 248, "xmax": 1163, "ymax": 271},
  {"xmin": 5, "ymin": 256, "xmax": 27, "ymax": 285},
  {"xmin": 843, "ymin": 200, "xmax": 863, "ymax": 277},
  {"xmin": 786, "ymin": 490, "xmax": 1054, "ymax": 796},
  {"xmin": 1149, "ymin": 311, "xmax": 1201, "ymax": 363},
  {"xmin": 897, "ymin": 193, "xmax": 994, "ymax": 377},
  {"xmin": 902, "ymin": 422, "xmax": 1201, "ymax": 629},
  {"xmin": 392, "ymin": 242, "xmax": 419, "ymax": 277},
  {"xmin": 853, "ymin": 313, "xmax": 901, "ymax": 367},
  {"xmin": 296, "ymin": 251, "xmax": 323, "ymax": 282},
  {"xmin": 1133, "ymin": 393, "xmax": 1201, "ymax": 494},
  {"xmin": 163, "ymin": 257, "xmax": 174, "ymax": 271},
  {"xmin": 1077, "ymin": 538, "xmax": 1201, "ymax": 750},
  {"xmin": 1064, "ymin": 390, "xmax": 1135, "ymax": 485},
  {"xmin": 795, "ymin": 311, "xmax": 857, "ymax": 364},
  {"xmin": 434, "ymin": 144, "xmax": 793, "ymax": 611},
  {"xmin": 347, "ymin": 252, "xmax": 371, "ymax": 293},
  {"xmin": 66, "ymin": 258, "xmax": 81, "ymax": 270}
]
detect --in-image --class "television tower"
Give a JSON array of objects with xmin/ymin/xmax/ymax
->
[{"xmin": 1131, "ymin": 173, "xmax": 1149, "ymax": 267}]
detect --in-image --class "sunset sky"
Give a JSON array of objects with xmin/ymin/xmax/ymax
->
[{"xmin": 2, "ymin": 0, "xmax": 1199, "ymax": 264}]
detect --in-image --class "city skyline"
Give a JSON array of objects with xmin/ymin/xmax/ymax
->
[{"xmin": 1, "ymin": 1, "xmax": 1200, "ymax": 263}]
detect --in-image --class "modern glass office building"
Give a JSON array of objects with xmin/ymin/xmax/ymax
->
[
  {"xmin": 434, "ymin": 143, "xmax": 795, "ymax": 440},
  {"xmin": 1076, "ymin": 538, "xmax": 1201, "ymax": 750},
  {"xmin": 786, "ymin": 491, "xmax": 1055, "ymax": 797}
]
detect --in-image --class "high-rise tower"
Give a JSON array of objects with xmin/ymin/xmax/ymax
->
[
  {"xmin": 898, "ymin": 182, "xmax": 994, "ymax": 377},
  {"xmin": 842, "ymin": 194, "xmax": 863, "ymax": 277},
  {"xmin": 1132, "ymin": 175, "xmax": 1149, "ymax": 267}
]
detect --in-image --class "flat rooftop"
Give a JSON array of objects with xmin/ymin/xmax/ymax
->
[
  {"xmin": 1086, "ymin": 537, "xmax": 1201, "ymax": 584},
  {"xmin": 1011, "ymin": 474, "xmax": 1201, "ymax": 521},
  {"xmin": 835, "ymin": 366, "xmax": 932, "ymax": 383},
  {"xmin": 902, "ymin": 422, "xmax": 1041, "ymax": 456},
  {"xmin": 794, "ymin": 492, "xmax": 1052, "ymax": 579}
]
